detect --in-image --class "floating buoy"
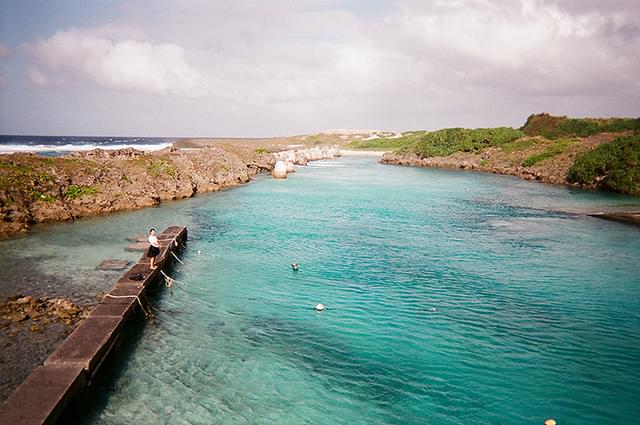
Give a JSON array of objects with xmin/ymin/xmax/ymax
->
[
  {"xmin": 544, "ymin": 419, "xmax": 557, "ymax": 425},
  {"xmin": 315, "ymin": 303, "xmax": 326, "ymax": 311}
]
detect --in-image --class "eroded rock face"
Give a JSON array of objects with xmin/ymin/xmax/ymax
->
[{"xmin": 0, "ymin": 145, "xmax": 275, "ymax": 239}]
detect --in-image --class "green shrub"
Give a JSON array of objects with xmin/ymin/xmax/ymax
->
[
  {"xmin": 31, "ymin": 190, "xmax": 55, "ymax": 203},
  {"xmin": 500, "ymin": 138, "xmax": 536, "ymax": 153},
  {"xmin": 567, "ymin": 135, "xmax": 640, "ymax": 195},
  {"xmin": 522, "ymin": 139, "xmax": 573, "ymax": 167},
  {"xmin": 405, "ymin": 127, "xmax": 524, "ymax": 158},
  {"xmin": 522, "ymin": 113, "xmax": 640, "ymax": 139},
  {"xmin": 147, "ymin": 160, "xmax": 177, "ymax": 177},
  {"xmin": 346, "ymin": 137, "xmax": 413, "ymax": 151},
  {"xmin": 254, "ymin": 147, "xmax": 270, "ymax": 154},
  {"xmin": 65, "ymin": 184, "xmax": 98, "ymax": 200}
]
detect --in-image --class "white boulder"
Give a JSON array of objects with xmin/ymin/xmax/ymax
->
[{"xmin": 272, "ymin": 161, "xmax": 288, "ymax": 178}]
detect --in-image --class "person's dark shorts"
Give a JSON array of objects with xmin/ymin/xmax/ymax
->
[{"xmin": 147, "ymin": 245, "xmax": 161, "ymax": 257}]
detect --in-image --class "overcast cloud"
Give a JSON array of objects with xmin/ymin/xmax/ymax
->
[{"xmin": 0, "ymin": 0, "xmax": 638, "ymax": 136}]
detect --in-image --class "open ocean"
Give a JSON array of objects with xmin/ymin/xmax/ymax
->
[
  {"xmin": 2, "ymin": 156, "xmax": 639, "ymax": 424},
  {"xmin": 0, "ymin": 135, "xmax": 174, "ymax": 155}
]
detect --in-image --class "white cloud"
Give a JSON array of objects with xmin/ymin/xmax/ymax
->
[
  {"xmin": 27, "ymin": 67, "xmax": 47, "ymax": 86},
  {"xmin": 371, "ymin": 0, "xmax": 640, "ymax": 97},
  {"xmin": 5, "ymin": 0, "xmax": 639, "ymax": 136},
  {"xmin": 26, "ymin": 29, "xmax": 207, "ymax": 97}
]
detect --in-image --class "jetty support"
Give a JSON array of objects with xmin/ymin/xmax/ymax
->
[{"xmin": 0, "ymin": 226, "xmax": 188, "ymax": 425}]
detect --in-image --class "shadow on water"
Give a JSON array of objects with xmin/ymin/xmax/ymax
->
[{"xmin": 217, "ymin": 313, "xmax": 444, "ymax": 409}]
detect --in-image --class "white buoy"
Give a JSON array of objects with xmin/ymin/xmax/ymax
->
[
  {"xmin": 315, "ymin": 303, "xmax": 326, "ymax": 311},
  {"xmin": 544, "ymin": 419, "xmax": 556, "ymax": 425}
]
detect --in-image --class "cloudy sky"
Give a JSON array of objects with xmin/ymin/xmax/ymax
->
[{"xmin": 0, "ymin": 0, "xmax": 638, "ymax": 137}]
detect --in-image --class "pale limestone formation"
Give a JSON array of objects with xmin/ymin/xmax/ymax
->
[
  {"xmin": 272, "ymin": 161, "xmax": 288, "ymax": 178},
  {"xmin": 272, "ymin": 145, "xmax": 341, "ymax": 167}
]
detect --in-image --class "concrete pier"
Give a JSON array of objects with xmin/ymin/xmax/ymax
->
[{"xmin": 0, "ymin": 226, "xmax": 187, "ymax": 425}]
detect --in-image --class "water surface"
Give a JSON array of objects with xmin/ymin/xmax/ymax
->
[{"xmin": 8, "ymin": 157, "xmax": 639, "ymax": 424}]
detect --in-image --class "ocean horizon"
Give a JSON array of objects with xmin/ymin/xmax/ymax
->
[{"xmin": 0, "ymin": 134, "xmax": 176, "ymax": 155}]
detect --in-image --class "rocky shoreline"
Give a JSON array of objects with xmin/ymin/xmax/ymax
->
[
  {"xmin": 381, "ymin": 151, "xmax": 575, "ymax": 186},
  {"xmin": 0, "ymin": 143, "xmax": 344, "ymax": 400},
  {"xmin": 379, "ymin": 132, "xmax": 624, "ymax": 190},
  {"xmin": 0, "ymin": 144, "xmax": 276, "ymax": 239},
  {"xmin": 0, "ymin": 143, "xmax": 345, "ymax": 239},
  {"xmin": 0, "ymin": 295, "xmax": 93, "ymax": 400},
  {"xmin": 380, "ymin": 140, "xmax": 640, "ymax": 226}
]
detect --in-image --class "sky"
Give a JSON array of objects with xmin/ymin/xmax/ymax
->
[{"xmin": 0, "ymin": 0, "xmax": 638, "ymax": 137}]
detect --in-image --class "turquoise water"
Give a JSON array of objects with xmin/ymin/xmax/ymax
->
[{"xmin": 11, "ymin": 157, "xmax": 640, "ymax": 424}]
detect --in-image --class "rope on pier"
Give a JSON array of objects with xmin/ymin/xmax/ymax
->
[
  {"xmin": 160, "ymin": 270, "xmax": 192, "ymax": 294},
  {"xmin": 104, "ymin": 294, "xmax": 154, "ymax": 317},
  {"xmin": 171, "ymin": 251, "xmax": 185, "ymax": 265}
]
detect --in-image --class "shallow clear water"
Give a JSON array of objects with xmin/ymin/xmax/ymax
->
[{"xmin": 10, "ymin": 157, "xmax": 640, "ymax": 424}]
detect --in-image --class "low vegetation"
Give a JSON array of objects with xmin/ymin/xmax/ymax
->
[
  {"xmin": 500, "ymin": 138, "xmax": 536, "ymax": 153},
  {"xmin": 522, "ymin": 113, "xmax": 640, "ymax": 139},
  {"xmin": 346, "ymin": 137, "xmax": 412, "ymax": 151},
  {"xmin": 347, "ymin": 127, "xmax": 524, "ymax": 157},
  {"xmin": 403, "ymin": 127, "xmax": 524, "ymax": 158},
  {"xmin": 522, "ymin": 139, "xmax": 574, "ymax": 167},
  {"xmin": 567, "ymin": 135, "xmax": 640, "ymax": 195},
  {"xmin": 147, "ymin": 160, "xmax": 177, "ymax": 177},
  {"xmin": 65, "ymin": 184, "xmax": 98, "ymax": 200}
]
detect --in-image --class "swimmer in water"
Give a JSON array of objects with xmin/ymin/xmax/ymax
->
[{"xmin": 291, "ymin": 263, "xmax": 299, "ymax": 271}]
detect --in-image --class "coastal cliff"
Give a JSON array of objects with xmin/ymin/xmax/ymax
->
[{"xmin": 0, "ymin": 145, "xmax": 275, "ymax": 239}]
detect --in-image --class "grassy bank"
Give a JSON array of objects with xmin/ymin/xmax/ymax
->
[
  {"xmin": 568, "ymin": 135, "xmax": 640, "ymax": 195},
  {"xmin": 521, "ymin": 113, "xmax": 639, "ymax": 139},
  {"xmin": 347, "ymin": 127, "xmax": 523, "ymax": 157},
  {"xmin": 345, "ymin": 137, "xmax": 412, "ymax": 151},
  {"xmin": 353, "ymin": 113, "xmax": 640, "ymax": 196}
]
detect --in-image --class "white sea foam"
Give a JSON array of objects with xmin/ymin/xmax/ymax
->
[
  {"xmin": 0, "ymin": 142, "xmax": 173, "ymax": 154},
  {"xmin": 307, "ymin": 161, "xmax": 346, "ymax": 167}
]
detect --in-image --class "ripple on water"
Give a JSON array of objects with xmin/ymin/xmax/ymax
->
[{"xmin": 56, "ymin": 157, "xmax": 640, "ymax": 424}]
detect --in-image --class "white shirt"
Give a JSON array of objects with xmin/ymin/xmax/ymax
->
[{"xmin": 149, "ymin": 234, "xmax": 160, "ymax": 247}]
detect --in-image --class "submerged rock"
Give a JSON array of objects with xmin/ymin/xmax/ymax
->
[
  {"xmin": 0, "ymin": 295, "xmax": 91, "ymax": 334},
  {"xmin": 95, "ymin": 259, "xmax": 132, "ymax": 270},
  {"xmin": 125, "ymin": 241, "xmax": 149, "ymax": 252}
]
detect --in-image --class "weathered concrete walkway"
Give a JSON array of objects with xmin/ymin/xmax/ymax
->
[{"xmin": 0, "ymin": 226, "xmax": 187, "ymax": 425}]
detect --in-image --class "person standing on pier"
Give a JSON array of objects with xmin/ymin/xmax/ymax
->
[{"xmin": 147, "ymin": 228, "xmax": 161, "ymax": 269}]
